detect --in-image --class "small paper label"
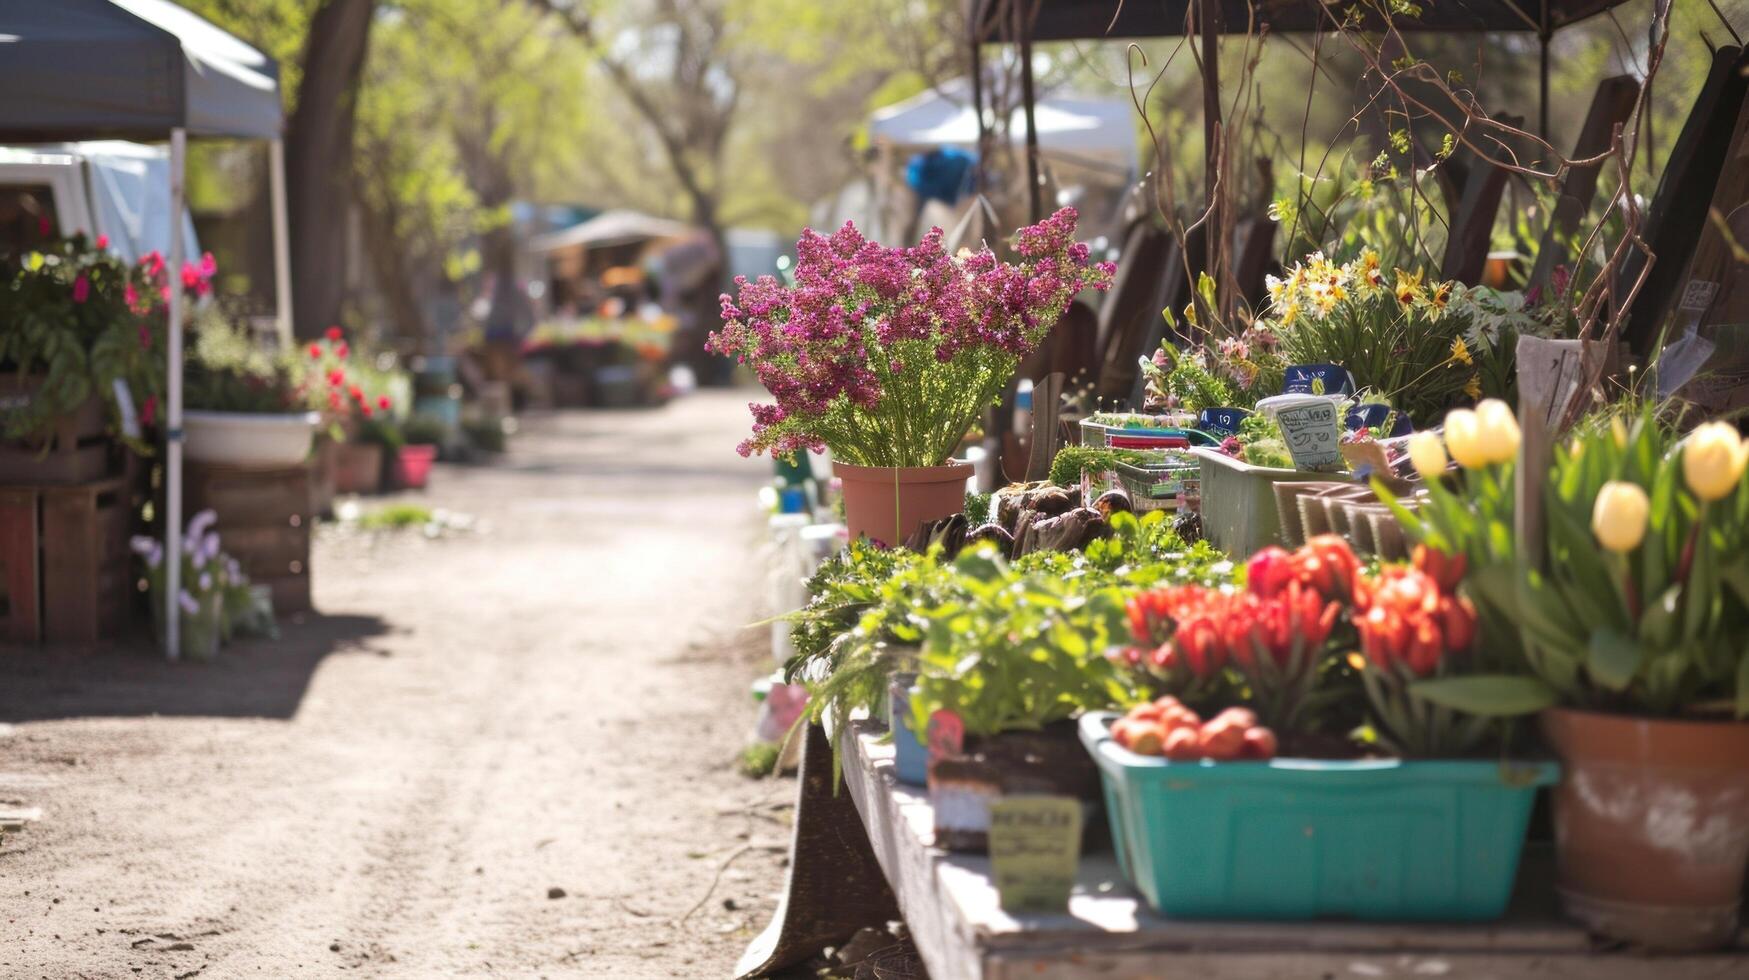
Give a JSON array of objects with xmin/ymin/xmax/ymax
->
[
  {"xmin": 1677, "ymin": 279, "xmax": 1719, "ymax": 313},
  {"xmin": 112, "ymin": 378, "xmax": 141, "ymax": 439},
  {"xmin": 1276, "ymin": 401, "xmax": 1343, "ymax": 471},
  {"xmin": 989, "ymin": 795, "xmax": 1083, "ymax": 912},
  {"xmin": 926, "ymin": 710, "xmax": 964, "ymax": 763}
]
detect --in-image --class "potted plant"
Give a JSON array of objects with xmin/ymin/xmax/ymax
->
[
  {"xmin": 132, "ymin": 509, "xmax": 234, "ymax": 661},
  {"xmin": 1085, "ymin": 533, "xmax": 1556, "ymax": 920},
  {"xmin": 394, "ymin": 415, "xmax": 445, "ymax": 490},
  {"xmin": 309, "ymin": 330, "xmax": 399, "ymax": 495},
  {"xmin": 184, "ymin": 309, "xmax": 320, "ymax": 469},
  {"xmin": 0, "ymin": 233, "xmax": 170, "ymax": 481},
  {"xmin": 1381, "ymin": 399, "xmax": 1749, "ymax": 949},
  {"xmin": 707, "ymin": 207, "xmax": 1112, "ymax": 547}
]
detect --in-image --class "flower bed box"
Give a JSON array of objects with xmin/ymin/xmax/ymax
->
[
  {"xmin": 1191, "ymin": 446, "xmax": 1306, "ymax": 557},
  {"xmin": 185, "ymin": 461, "xmax": 313, "ymax": 615},
  {"xmin": 0, "ymin": 477, "xmax": 132, "ymax": 645},
  {"xmin": 1079, "ymin": 712, "xmax": 1557, "ymax": 921},
  {"xmin": 0, "ymin": 378, "xmax": 111, "ymax": 485}
]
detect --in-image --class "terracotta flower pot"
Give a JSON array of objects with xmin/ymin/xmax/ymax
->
[
  {"xmin": 834, "ymin": 461, "xmax": 973, "ymax": 548},
  {"xmin": 332, "ymin": 441, "xmax": 384, "ymax": 495},
  {"xmin": 1541, "ymin": 707, "xmax": 1749, "ymax": 949}
]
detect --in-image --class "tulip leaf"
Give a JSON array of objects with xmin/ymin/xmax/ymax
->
[
  {"xmin": 1636, "ymin": 583, "xmax": 1682, "ymax": 650},
  {"xmin": 1409, "ymin": 675, "xmax": 1557, "ymax": 716},
  {"xmin": 1586, "ymin": 629, "xmax": 1644, "ymax": 692},
  {"xmin": 1721, "ymin": 560, "xmax": 1749, "ymax": 610}
]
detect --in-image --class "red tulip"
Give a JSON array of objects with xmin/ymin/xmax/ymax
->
[
  {"xmin": 1246, "ymin": 546, "xmax": 1295, "ymax": 598},
  {"xmin": 1413, "ymin": 544, "xmax": 1467, "ymax": 593}
]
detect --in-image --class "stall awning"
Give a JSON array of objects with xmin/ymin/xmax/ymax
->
[
  {"xmin": 0, "ymin": 0, "xmax": 281, "ymax": 142},
  {"xmin": 968, "ymin": 0, "xmax": 1634, "ymax": 40},
  {"xmin": 870, "ymin": 78, "xmax": 1135, "ymax": 168},
  {"xmin": 528, "ymin": 209, "xmax": 696, "ymax": 253}
]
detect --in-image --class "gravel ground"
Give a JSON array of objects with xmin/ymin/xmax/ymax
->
[{"xmin": 0, "ymin": 390, "xmax": 795, "ymax": 978}]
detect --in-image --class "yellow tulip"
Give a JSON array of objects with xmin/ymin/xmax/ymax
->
[
  {"xmin": 1681, "ymin": 421, "xmax": 1748, "ymax": 502},
  {"xmin": 1406, "ymin": 431, "xmax": 1448, "ymax": 480},
  {"xmin": 1473, "ymin": 399, "xmax": 1521, "ymax": 464},
  {"xmin": 1592, "ymin": 481, "xmax": 1650, "ymax": 553},
  {"xmin": 1443, "ymin": 408, "xmax": 1487, "ymax": 468}
]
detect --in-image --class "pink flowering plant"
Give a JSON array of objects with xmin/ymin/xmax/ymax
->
[
  {"xmin": 0, "ymin": 233, "xmax": 211, "ymax": 446},
  {"xmin": 708, "ymin": 207, "xmax": 1113, "ymax": 466}
]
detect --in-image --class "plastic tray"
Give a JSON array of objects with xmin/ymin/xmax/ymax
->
[{"xmin": 1078, "ymin": 712, "xmax": 1558, "ymax": 921}]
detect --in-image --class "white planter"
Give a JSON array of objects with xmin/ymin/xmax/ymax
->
[{"xmin": 183, "ymin": 410, "xmax": 319, "ymax": 468}]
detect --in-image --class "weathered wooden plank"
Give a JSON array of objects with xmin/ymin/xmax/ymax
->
[
  {"xmin": 1441, "ymin": 115, "xmax": 1523, "ymax": 285},
  {"xmin": 838, "ymin": 721, "xmax": 1749, "ymax": 980},
  {"xmin": 1528, "ymin": 75, "xmax": 1640, "ymax": 289},
  {"xmin": 1621, "ymin": 46, "xmax": 1748, "ymax": 353}
]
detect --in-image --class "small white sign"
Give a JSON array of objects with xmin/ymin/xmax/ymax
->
[{"xmin": 1274, "ymin": 400, "xmax": 1342, "ymax": 471}]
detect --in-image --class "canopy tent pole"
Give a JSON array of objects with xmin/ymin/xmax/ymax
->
[
  {"xmin": 165, "ymin": 127, "xmax": 187, "ymax": 661},
  {"xmin": 270, "ymin": 138, "xmax": 294, "ymax": 348},
  {"xmin": 969, "ymin": 18, "xmax": 987, "ymax": 195},
  {"xmin": 1539, "ymin": 3, "xmax": 1552, "ymax": 141},
  {"xmin": 1015, "ymin": 2, "xmax": 1043, "ymax": 222}
]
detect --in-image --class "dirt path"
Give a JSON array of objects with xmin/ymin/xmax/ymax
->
[{"xmin": 0, "ymin": 390, "xmax": 794, "ymax": 978}]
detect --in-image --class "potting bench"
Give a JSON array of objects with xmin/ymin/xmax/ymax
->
[{"xmin": 740, "ymin": 720, "xmax": 1749, "ymax": 979}]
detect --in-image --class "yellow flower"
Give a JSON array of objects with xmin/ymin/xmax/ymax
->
[
  {"xmin": 1406, "ymin": 431, "xmax": 1448, "ymax": 480},
  {"xmin": 1443, "ymin": 408, "xmax": 1486, "ymax": 468},
  {"xmin": 1420, "ymin": 281, "xmax": 1452, "ymax": 321},
  {"xmin": 1449, "ymin": 336, "xmax": 1473, "ymax": 367},
  {"xmin": 1592, "ymin": 481, "xmax": 1650, "ymax": 553},
  {"xmin": 1473, "ymin": 398, "xmax": 1522, "ymax": 464},
  {"xmin": 1354, "ymin": 249, "xmax": 1384, "ymax": 295},
  {"xmin": 1610, "ymin": 415, "xmax": 1628, "ymax": 449},
  {"xmin": 1280, "ymin": 300, "xmax": 1301, "ymax": 328},
  {"xmin": 1463, "ymin": 375, "xmax": 1482, "ymax": 399},
  {"xmin": 1394, "ymin": 268, "xmax": 1424, "ymax": 307},
  {"xmin": 1681, "ymin": 421, "xmax": 1749, "ymax": 502}
]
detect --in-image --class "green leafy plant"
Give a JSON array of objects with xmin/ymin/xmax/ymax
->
[
  {"xmin": 1046, "ymin": 444, "xmax": 1151, "ymax": 486},
  {"xmin": 0, "ymin": 234, "xmax": 172, "ymax": 447},
  {"xmin": 185, "ymin": 309, "xmax": 310, "ymax": 414}
]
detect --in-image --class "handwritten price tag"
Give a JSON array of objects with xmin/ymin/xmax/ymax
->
[
  {"xmin": 926, "ymin": 710, "xmax": 964, "ymax": 763},
  {"xmin": 1275, "ymin": 401, "xmax": 1343, "ymax": 471},
  {"xmin": 989, "ymin": 795, "xmax": 1083, "ymax": 912}
]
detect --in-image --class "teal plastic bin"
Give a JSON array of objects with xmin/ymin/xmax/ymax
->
[{"xmin": 1078, "ymin": 712, "xmax": 1557, "ymax": 921}]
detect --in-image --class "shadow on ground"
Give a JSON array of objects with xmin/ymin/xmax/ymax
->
[{"xmin": 0, "ymin": 612, "xmax": 391, "ymax": 722}]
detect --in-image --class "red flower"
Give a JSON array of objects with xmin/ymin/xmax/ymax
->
[
  {"xmin": 1412, "ymin": 544, "xmax": 1466, "ymax": 594},
  {"xmin": 349, "ymin": 385, "xmax": 363, "ymax": 402},
  {"xmin": 326, "ymin": 326, "xmax": 343, "ymax": 342},
  {"xmin": 1353, "ymin": 566, "xmax": 1474, "ymax": 677},
  {"xmin": 361, "ymin": 405, "xmax": 374, "ymax": 418},
  {"xmin": 336, "ymin": 342, "xmax": 349, "ymax": 359},
  {"xmin": 328, "ymin": 390, "xmax": 343, "ymax": 410},
  {"xmin": 376, "ymin": 395, "xmax": 391, "ymax": 411},
  {"xmin": 308, "ymin": 343, "xmax": 323, "ymax": 360},
  {"xmin": 71, "ymin": 274, "xmax": 89, "ymax": 304},
  {"xmin": 37, "ymin": 216, "xmax": 51, "ymax": 237},
  {"xmin": 1246, "ymin": 547, "xmax": 1295, "ymax": 598},
  {"xmin": 95, "ymin": 234, "xmax": 109, "ymax": 250},
  {"xmin": 1295, "ymin": 535, "xmax": 1360, "ymax": 601},
  {"xmin": 141, "ymin": 395, "xmax": 157, "ymax": 427},
  {"xmin": 327, "ymin": 369, "xmax": 344, "ymax": 387}
]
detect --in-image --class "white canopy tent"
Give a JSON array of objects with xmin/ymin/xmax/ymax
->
[
  {"xmin": 868, "ymin": 78, "xmax": 1137, "ymax": 174},
  {"xmin": 0, "ymin": 0, "xmax": 287, "ymax": 658}
]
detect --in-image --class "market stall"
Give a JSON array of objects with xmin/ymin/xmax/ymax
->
[{"xmin": 0, "ymin": 0, "xmax": 289, "ymax": 655}]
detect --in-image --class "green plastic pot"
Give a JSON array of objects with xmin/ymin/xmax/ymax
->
[
  {"xmin": 1191, "ymin": 447, "xmax": 1305, "ymax": 557},
  {"xmin": 1079, "ymin": 712, "xmax": 1557, "ymax": 920}
]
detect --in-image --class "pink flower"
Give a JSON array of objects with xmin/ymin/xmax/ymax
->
[
  {"xmin": 141, "ymin": 395, "xmax": 157, "ymax": 427},
  {"xmin": 138, "ymin": 322, "xmax": 153, "ymax": 349},
  {"xmin": 199, "ymin": 251, "xmax": 217, "ymax": 277},
  {"xmin": 71, "ymin": 274, "xmax": 90, "ymax": 304},
  {"xmin": 37, "ymin": 216, "xmax": 51, "ymax": 237},
  {"xmin": 95, "ymin": 234, "xmax": 109, "ymax": 250}
]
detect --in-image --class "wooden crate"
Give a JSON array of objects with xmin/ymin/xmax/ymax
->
[
  {"xmin": 0, "ymin": 377, "xmax": 112, "ymax": 485},
  {"xmin": 0, "ymin": 477, "xmax": 132, "ymax": 645},
  {"xmin": 184, "ymin": 461, "xmax": 313, "ymax": 615}
]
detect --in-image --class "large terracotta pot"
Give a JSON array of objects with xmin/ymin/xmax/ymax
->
[
  {"xmin": 332, "ymin": 442, "xmax": 384, "ymax": 495},
  {"xmin": 834, "ymin": 461, "xmax": 973, "ymax": 548},
  {"xmin": 1541, "ymin": 707, "xmax": 1749, "ymax": 949}
]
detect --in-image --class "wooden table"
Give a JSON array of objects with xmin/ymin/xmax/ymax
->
[{"xmin": 836, "ymin": 720, "xmax": 1749, "ymax": 980}]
